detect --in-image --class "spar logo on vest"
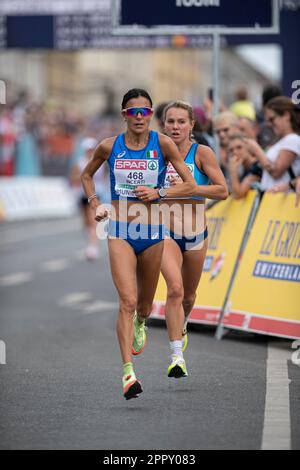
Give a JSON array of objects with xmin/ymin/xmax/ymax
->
[{"xmin": 115, "ymin": 160, "xmax": 158, "ymax": 171}]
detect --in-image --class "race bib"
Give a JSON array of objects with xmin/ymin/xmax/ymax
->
[
  {"xmin": 164, "ymin": 162, "xmax": 194, "ymax": 188},
  {"xmin": 114, "ymin": 159, "xmax": 158, "ymax": 198}
]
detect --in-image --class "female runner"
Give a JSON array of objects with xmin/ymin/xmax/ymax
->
[
  {"xmin": 161, "ymin": 101, "xmax": 228, "ymax": 377},
  {"xmin": 81, "ymin": 89, "xmax": 196, "ymax": 400}
]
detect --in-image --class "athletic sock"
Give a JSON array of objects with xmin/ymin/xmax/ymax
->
[
  {"xmin": 123, "ymin": 362, "xmax": 134, "ymax": 377},
  {"xmin": 170, "ymin": 340, "xmax": 183, "ymax": 358}
]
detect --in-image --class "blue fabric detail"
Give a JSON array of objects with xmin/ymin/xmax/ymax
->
[
  {"xmin": 168, "ymin": 227, "xmax": 208, "ymax": 252},
  {"xmin": 108, "ymin": 130, "xmax": 167, "ymax": 201},
  {"xmin": 108, "ymin": 220, "xmax": 165, "ymax": 255},
  {"xmin": 184, "ymin": 143, "xmax": 209, "ymax": 201}
]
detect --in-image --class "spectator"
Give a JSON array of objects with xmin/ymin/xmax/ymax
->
[
  {"xmin": 0, "ymin": 106, "xmax": 17, "ymax": 176},
  {"xmin": 230, "ymin": 87, "xmax": 256, "ymax": 121},
  {"xmin": 203, "ymin": 87, "xmax": 226, "ymax": 121},
  {"xmin": 238, "ymin": 117, "xmax": 259, "ymax": 141},
  {"xmin": 15, "ymin": 110, "xmax": 41, "ymax": 176},
  {"xmin": 213, "ymin": 111, "xmax": 239, "ymax": 176},
  {"xmin": 69, "ymin": 137, "xmax": 104, "ymax": 261},
  {"xmin": 228, "ymin": 133, "xmax": 262, "ymax": 199},
  {"xmin": 0, "ymin": 87, "xmax": 123, "ymax": 180},
  {"xmin": 244, "ymin": 97, "xmax": 300, "ymax": 192},
  {"xmin": 257, "ymin": 83, "xmax": 283, "ymax": 149},
  {"xmin": 262, "ymin": 83, "xmax": 283, "ymax": 110}
]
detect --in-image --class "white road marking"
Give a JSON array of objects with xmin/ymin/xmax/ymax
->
[
  {"xmin": 59, "ymin": 292, "xmax": 94, "ymax": 308},
  {"xmin": 83, "ymin": 301, "xmax": 119, "ymax": 314},
  {"xmin": 41, "ymin": 258, "xmax": 71, "ymax": 272},
  {"xmin": 262, "ymin": 342, "xmax": 291, "ymax": 450},
  {"xmin": 0, "ymin": 271, "xmax": 33, "ymax": 286}
]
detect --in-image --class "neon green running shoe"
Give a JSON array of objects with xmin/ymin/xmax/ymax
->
[
  {"xmin": 122, "ymin": 372, "xmax": 143, "ymax": 400},
  {"xmin": 182, "ymin": 328, "xmax": 188, "ymax": 353},
  {"xmin": 132, "ymin": 312, "xmax": 147, "ymax": 356},
  {"xmin": 168, "ymin": 354, "xmax": 188, "ymax": 378}
]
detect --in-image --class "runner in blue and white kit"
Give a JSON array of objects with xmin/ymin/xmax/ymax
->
[
  {"xmin": 161, "ymin": 101, "xmax": 228, "ymax": 378},
  {"xmin": 81, "ymin": 89, "xmax": 196, "ymax": 400}
]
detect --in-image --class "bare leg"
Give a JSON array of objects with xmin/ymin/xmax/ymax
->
[
  {"xmin": 182, "ymin": 238, "xmax": 208, "ymax": 323},
  {"xmin": 136, "ymin": 240, "xmax": 164, "ymax": 319},
  {"xmin": 160, "ymin": 239, "xmax": 184, "ymax": 341},
  {"xmin": 108, "ymin": 238, "xmax": 137, "ymax": 364}
]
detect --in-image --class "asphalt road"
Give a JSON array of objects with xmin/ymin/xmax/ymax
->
[{"xmin": 0, "ymin": 217, "xmax": 299, "ymax": 450}]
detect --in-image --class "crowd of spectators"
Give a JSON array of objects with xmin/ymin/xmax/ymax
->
[
  {"xmin": 155, "ymin": 84, "xmax": 300, "ymax": 205},
  {"xmin": 1, "ymin": 83, "xmax": 299, "ymax": 205},
  {"xmin": 0, "ymin": 89, "xmax": 121, "ymax": 178}
]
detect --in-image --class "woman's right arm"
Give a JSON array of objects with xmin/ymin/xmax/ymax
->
[
  {"xmin": 244, "ymin": 138, "xmax": 297, "ymax": 179},
  {"xmin": 81, "ymin": 137, "xmax": 113, "ymax": 219}
]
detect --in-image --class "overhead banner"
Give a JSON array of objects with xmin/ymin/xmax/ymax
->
[
  {"xmin": 152, "ymin": 190, "xmax": 258, "ymax": 324},
  {"xmin": 222, "ymin": 193, "xmax": 300, "ymax": 339},
  {"xmin": 112, "ymin": 0, "xmax": 279, "ymax": 35},
  {"xmin": 0, "ymin": 0, "xmax": 212, "ymax": 49}
]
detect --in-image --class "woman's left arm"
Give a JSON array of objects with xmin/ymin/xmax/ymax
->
[
  {"xmin": 135, "ymin": 134, "xmax": 196, "ymax": 201},
  {"xmin": 195, "ymin": 145, "xmax": 228, "ymax": 200}
]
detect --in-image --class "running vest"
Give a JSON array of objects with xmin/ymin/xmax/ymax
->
[
  {"xmin": 108, "ymin": 131, "xmax": 167, "ymax": 200},
  {"xmin": 164, "ymin": 143, "xmax": 209, "ymax": 201}
]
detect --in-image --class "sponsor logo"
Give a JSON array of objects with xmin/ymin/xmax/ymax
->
[
  {"xmin": 116, "ymin": 151, "xmax": 126, "ymax": 159},
  {"xmin": 151, "ymin": 232, "xmax": 159, "ymax": 240},
  {"xmin": 292, "ymin": 80, "xmax": 300, "ymax": 105},
  {"xmin": 210, "ymin": 252, "xmax": 226, "ymax": 281},
  {"xmin": 203, "ymin": 255, "xmax": 213, "ymax": 272},
  {"xmin": 148, "ymin": 161, "xmax": 158, "ymax": 171},
  {"xmin": 176, "ymin": 0, "xmax": 220, "ymax": 7},
  {"xmin": 115, "ymin": 160, "xmax": 147, "ymax": 170},
  {"xmin": 253, "ymin": 261, "xmax": 300, "ymax": 282}
]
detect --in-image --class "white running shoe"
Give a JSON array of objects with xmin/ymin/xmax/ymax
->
[{"xmin": 168, "ymin": 354, "xmax": 188, "ymax": 378}]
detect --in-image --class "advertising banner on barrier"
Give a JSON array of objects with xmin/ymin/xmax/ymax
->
[
  {"xmin": 0, "ymin": 177, "xmax": 77, "ymax": 221},
  {"xmin": 222, "ymin": 193, "xmax": 300, "ymax": 339},
  {"xmin": 152, "ymin": 190, "xmax": 258, "ymax": 324}
]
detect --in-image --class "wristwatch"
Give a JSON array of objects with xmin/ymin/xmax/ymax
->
[{"xmin": 158, "ymin": 187, "xmax": 167, "ymax": 198}]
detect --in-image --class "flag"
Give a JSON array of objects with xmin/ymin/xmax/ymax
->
[{"xmin": 146, "ymin": 150, "xmax": 158, "ymax": 158}]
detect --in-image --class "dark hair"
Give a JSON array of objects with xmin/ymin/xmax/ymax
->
[
  {"xmin": 266, "ymin": 96, "xmax": 300, "ymax": 134},
  {"xmin": 235, "ymin": 87, "xmax": 248, "ymax": 101},
  {"xmin": 154, "ymin": 102, "xmax": 170, "ymax": 122},
  {"xmin": 121, "ymin": 88, "xmax": 153, "ymax": 109},
  {"xmin": 163, "ymin": 100, "xmax": 195, "ymax": 124},
  {"xmin": 262, "ymin": 84, "xmax": 282, "ymax": 107}
]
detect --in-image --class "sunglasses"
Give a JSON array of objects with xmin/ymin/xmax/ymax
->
[{"xmin": 122, "ymin": 107, "xmax": 153, "ymax": 117}]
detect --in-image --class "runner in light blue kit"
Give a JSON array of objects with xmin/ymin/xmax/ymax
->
[
  {"xmin": 81, "ymin": 89, "xmax": 196, "ymax": 400},
  {"xmin": 161, "ymin": 101, "xmax": 228, "ymax": 378}
]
